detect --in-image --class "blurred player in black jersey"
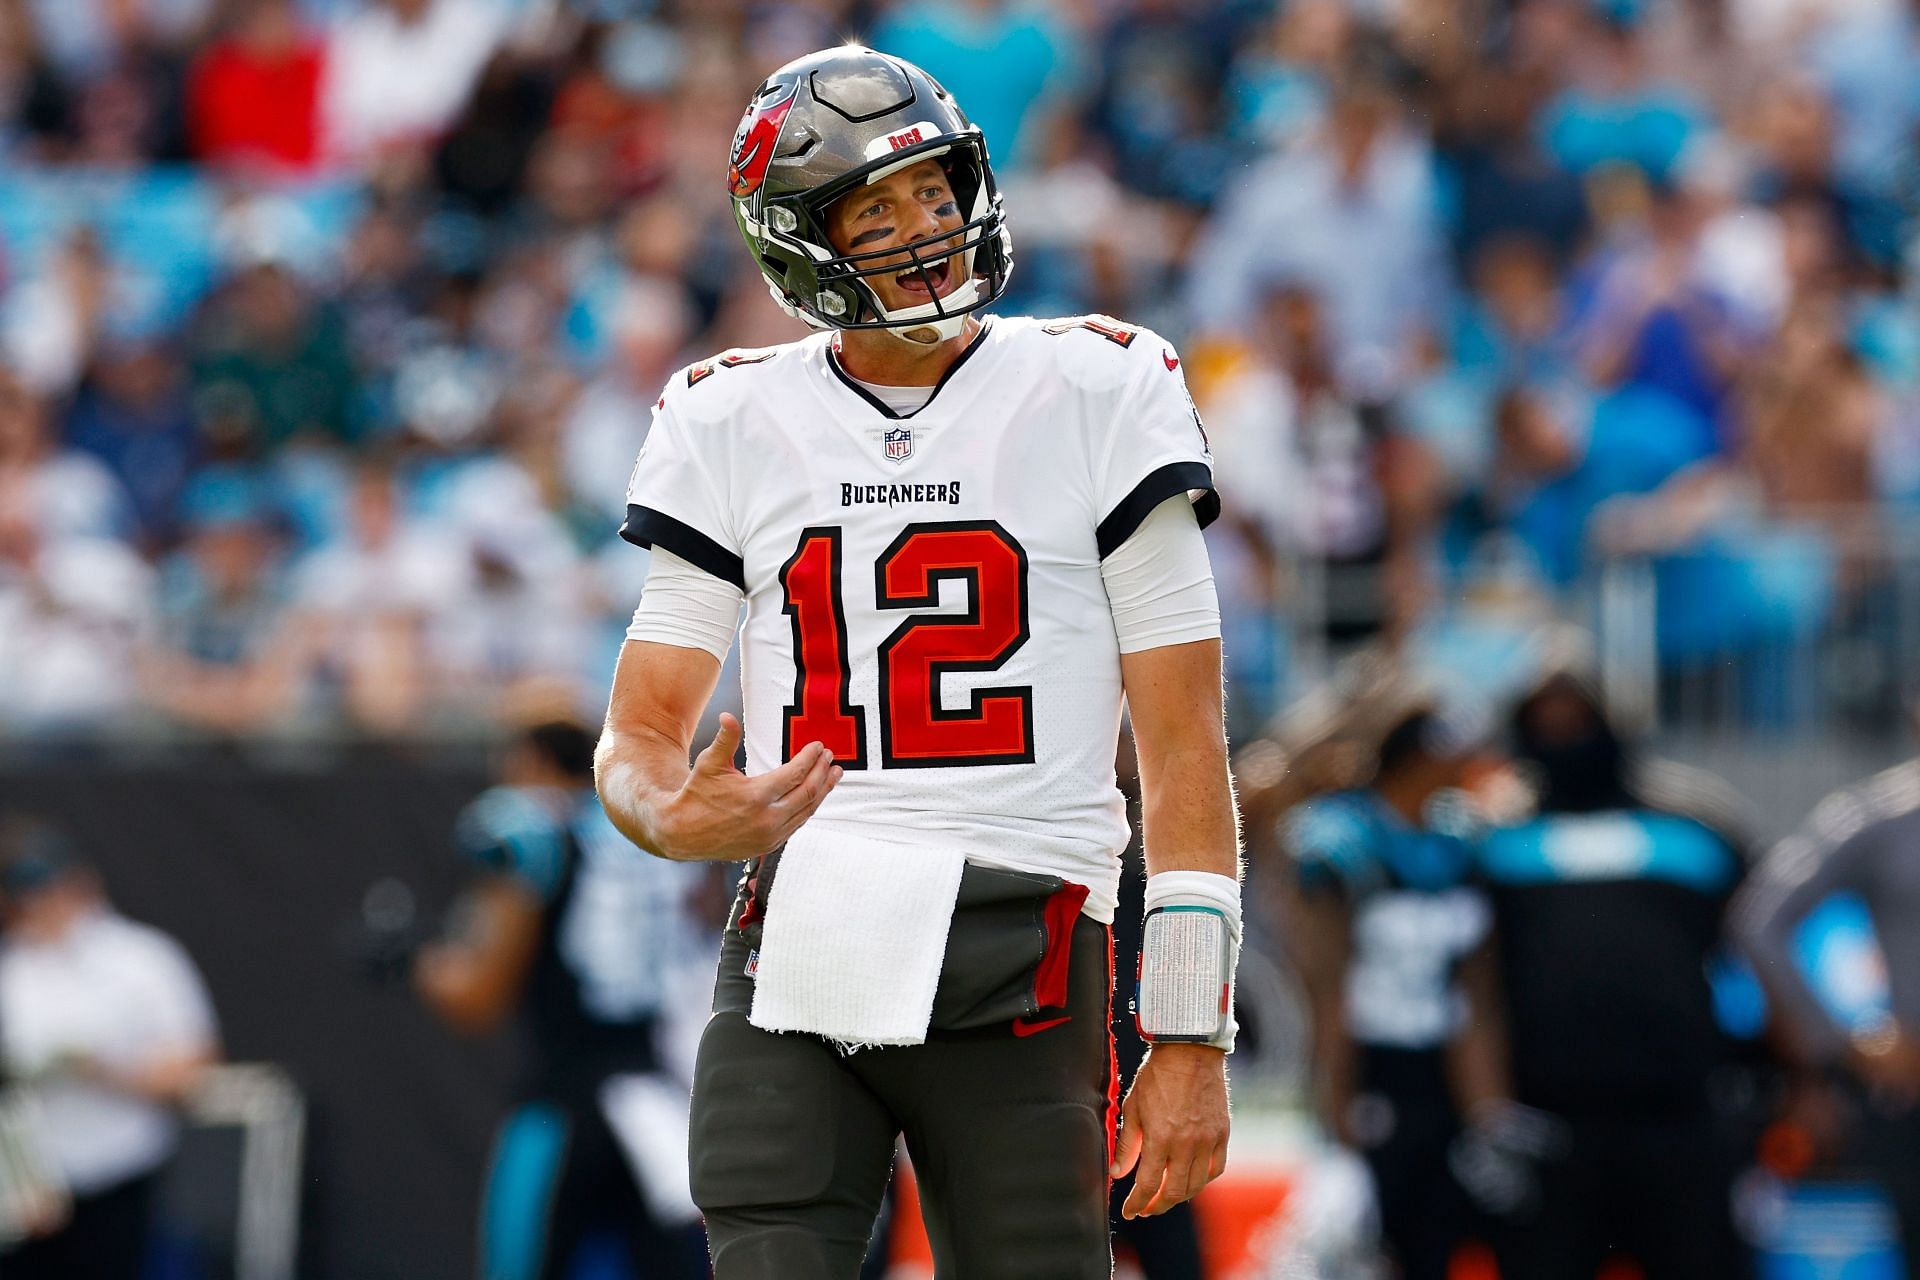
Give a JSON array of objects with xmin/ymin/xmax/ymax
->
[
  {"xmin": 415, "ymin": 720, "xmax": 709, "ymax": 1280},
  {"xmin": 1476, "ymin": 674, "xmax": 1753, "ymax": 1280},
  {"xmin": 1284, "ymin": 709, "xmax": 1504, "ymax": 1280}
]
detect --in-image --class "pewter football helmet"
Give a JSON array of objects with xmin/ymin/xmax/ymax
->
[{"xmin": 727, "ymin": 45, "xmax": 1013, "ymax": 342}]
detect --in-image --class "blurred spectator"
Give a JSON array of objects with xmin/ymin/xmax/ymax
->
[
  {"xmin": 191, "ymin": 255, "xmax": 357, "ymax": 451},
  {"xmin": 1740, "ymin": 286, "xmax": 1881, "ymax": 516},
  {"xmin": 433, "ymin": 50, "xmax": 554, "ymax": 216},
  {"xmin": 0, "ymin": 365, "xmax": 134, "ymax": 541},
  {"xmin": 0, "ymin": 816, "xmax": 220, "ymax": 1280},
  {"xmin": 414, "ymin": 719, "xmax": 708, "ymax": 1279},
  {"xmin": 1208, "ymin": 283, "xmax": 1380, "ymax": 565},
  {"xmin": 422, "ymin": 369, "xmax": 599, "ymax": 723},
  {"xmin": 185, "ymin": 0, "xmax": 325, "ymax": 175},
  {"xmin": 1222, "ymin": 0, "xmax": 1348, "ymax": 152},
  {"xmin": 1475, "ymin": 673, "xmax": 1752, "ymax": 1280},
  {"xmin": 283, "ymin": 456, "xmax": 464, "ymax": 736},
  {"xmin": 24, "ymin": 0, "xmax": 212, "ymax": 84},
  {"xmin": 0, "ymin": 510, "xmax": 154, "ymax": 736},
  {"xmin": 868, "ymin": 0, "xmax": 1074, "ymax": 168},
  {"xmin": 1083, "ymin": 0, "xmax": 1240, "ymax": 207},
  {"xmin": 137, "ymin": 469, "xmax": 300, "ymax": 737},
  {"xmin": 62, "ymin": 340, "xmax": 200, "ymax": 551},
  {"xmin": 562, "ymin": 276, "xmax": 692, "ymax": 523},
  {"xmin": 1535, "ymin": 13, "xmax": 1706, "ymax": 182},
  {"xmin": 335, "ymin": 199, "xmax": 436, "ymax": 389},
  {"xmin": 541, "ymin": 19, "xmax": 677, "ymax": 203},
  {"xmin": 1803, "ymin": 1, "xmax": 1920, "ymax": 225},
  {"xmin": 3, "ymin": 227, "xmax": 119, "ymax": 399},
  {"xmin": 1200, "ymin": 282, "xmax": 1432, "ymax": 643},
  {"xmin": 1283, "ymin": 709, "xmax": 1500, "ymax": 1280},
  {"xmin": 995, "ymin": 107, "xmax": 1132, "ymax": 316},
  {"xmin": 1734, "ymin": 755, "xmax": 1920, "ymax": 1277},
  {"xmin": 1453, "ymin": 236, "xmax": 1577, "ymax": 389},
  {"xmin": 387, "ymin": 269, "xmax": 506, "ymax": 451},
  {"xmin": 1440, "ymin": 385, "xmax": 1587, "ymax": 591},
  {"xmin": 320, "ymin": 0, "xmax": 506, "ymax": 166},
  {"xmin": 1571, "ymin": 177, "xmax": 1749, "ymax": 437},
  {"xmin": 1187, "ymin": 72, "xmax": 1446, "ymax": 397}
]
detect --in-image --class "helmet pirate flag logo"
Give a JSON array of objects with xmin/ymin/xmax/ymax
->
[{"xmin": 729, "ymin": 81, "xmax": 800, "ymax": 199}]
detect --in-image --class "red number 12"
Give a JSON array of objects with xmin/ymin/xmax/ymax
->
[{"xmin": 779, "ymin": 520, "xmax": 1032, "ymax": 770}]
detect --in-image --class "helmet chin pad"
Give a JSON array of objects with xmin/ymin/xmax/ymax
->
[{"xmin": 885, "ymin": 315, "xmax": 967, "ymax": 345}]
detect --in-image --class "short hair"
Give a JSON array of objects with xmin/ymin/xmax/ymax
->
[
  {"xmin": 517, "ymin": 721, "xmax": 597, "ymax": 783},
  {"xmin": 0, "ymin": 817, "xmax": 87, "ymax": 900},
  {"xmin": 1375, "ymin": 709, "xmax": 1442, "ymax": 780}
]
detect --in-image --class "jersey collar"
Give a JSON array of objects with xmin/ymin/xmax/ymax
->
[{"xmin": 824, "ymin": 318, "xmax": 994, "ymax": 420}]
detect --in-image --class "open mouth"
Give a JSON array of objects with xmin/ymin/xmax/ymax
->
[{"xmin": 893, "ymin": 256, "xmax": 957, "ymax": 300}]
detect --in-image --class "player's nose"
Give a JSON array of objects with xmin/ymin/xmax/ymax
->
[{"xmin": 899, "ymin": 196, "xmax": 944, "ymax": 246}]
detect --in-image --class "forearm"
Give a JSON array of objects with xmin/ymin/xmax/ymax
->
[
  {"xmin": 594, "ymin": 720, "xmax": 698, "ymax": 859},
  {"xmin": 1308, "ymin": 998, "xmax": 1356, "ymax": 1136},
  {"xmin": 1446, "ymin": 944, "xmax": 1512, "ymax": 1115},
  {"xmin": 1127, "ymin": 642, "xmax": 1240, "ymax": 879},
  {"xmin": 1286, "ymin": 890, "xmax": 1354, "ymax": 1133},
  {"xmin": 598, "ymin": 641, "xmax": 838, "ymax": 863},
  {"xmin": 1138, "ymin": 740, "xmax": 1240, "ymax": 879},
  {"xmin": 102, "ymin": 1046, "xmax": 217, "ymax": 1104}
]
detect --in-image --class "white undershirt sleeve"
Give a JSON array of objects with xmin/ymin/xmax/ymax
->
[
  {"xmin": 1101, "ymin": 494, "xmax": 1221, "ymax": 654},
  {"xmin": 625, "ymin": 549, "xmax": 745, "ymax": 662}
]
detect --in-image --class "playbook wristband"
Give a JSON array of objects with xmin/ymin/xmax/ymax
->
[{"xmin": 1136, "ymin": 869, "xmax": 1241, "ymax": 1052}]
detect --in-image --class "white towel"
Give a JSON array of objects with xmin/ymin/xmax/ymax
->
[{"xmin": 747, "ymin": 824, "xmax": 967, "ymax": 1047}]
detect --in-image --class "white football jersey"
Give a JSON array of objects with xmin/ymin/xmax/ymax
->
[{"xmin": 622, "ymin": 315, "xmax": 1219, "ymax": 921}]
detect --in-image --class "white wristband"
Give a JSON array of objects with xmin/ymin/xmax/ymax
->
[{"xmin": 1137, "ymin": 869, "xmax": 1241, "ymax": 1052}]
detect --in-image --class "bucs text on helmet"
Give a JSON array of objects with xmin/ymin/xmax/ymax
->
[{"xmin": 727, "ymin": 45, "xmax": 1014, "ymax": 344}]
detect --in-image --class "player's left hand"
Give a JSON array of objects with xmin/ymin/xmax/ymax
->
[{"xmin": 1110, "ymin": 1041, "xmax": 1229, "ymax": 1218}]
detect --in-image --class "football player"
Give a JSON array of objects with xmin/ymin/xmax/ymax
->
[
  {"xmin": 415, "ymin": 721, "xmax": 709, "ymax": 1280},
  {"xmin": 596, "ymin": 45, "xmax": 1241, "ymax": 1278}
]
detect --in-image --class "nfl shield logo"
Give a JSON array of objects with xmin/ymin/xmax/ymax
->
[{"xmin": 883, "ymin": 425, "xmax": 913, "ymax": 462}]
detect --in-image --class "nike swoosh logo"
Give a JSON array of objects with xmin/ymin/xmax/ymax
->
[{"xmin": 1013, "ymin": 1014, "xmax": 1071, "ymax": 1037}]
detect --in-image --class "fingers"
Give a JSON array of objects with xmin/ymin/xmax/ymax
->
[
  {"xmin": 1117, "ymin": 1130, "xmax": 1228, "ymax": 1219},
  {"xmin": 1167, "ymin": 1148, "xmax": 1214, "ymax": 1211},
  {"xmin": 1120, "ymin": 1144, "xmax": 1166, "ymax": 1220},
  {"xmin": 770, "ymin": 741, "xmax": 835, "ymax": 802},
  {"xmin": 770, "ymin": 751, "xmax": 843, "ymax": 840},
  {"xmin": 756, "ymin": 737, "xmax": 831, "ymax": 795},
  {"xmin": 695, "ymin": 713, "xmax": 743, "ymax": 773},
  {"xmin": 1109, "ymin": 1110, "xmax": 1142, "ymax": 1180}
]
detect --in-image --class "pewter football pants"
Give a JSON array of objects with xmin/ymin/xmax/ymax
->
[{"xmin": 689, "ymin": 913, "xmax": 1116, "ymax": 1279}]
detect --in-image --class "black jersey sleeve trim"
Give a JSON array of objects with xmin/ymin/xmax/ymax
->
[
  {"xmin": 621, "ymin": 505, "xmax": 746, "ymax": 590},
  {"xmin": 1096, "ymin": 462, "xmax": 1221, "ymax": 559}
]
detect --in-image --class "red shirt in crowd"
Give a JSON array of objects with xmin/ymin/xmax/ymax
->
[{"xmin": 188, "ymin": 34, "xmax": 327, "ymax": 174}]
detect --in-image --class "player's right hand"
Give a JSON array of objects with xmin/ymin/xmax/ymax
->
[{"xmin": 653, "ymin": 714, "xmax": 843, "ymax": 861}]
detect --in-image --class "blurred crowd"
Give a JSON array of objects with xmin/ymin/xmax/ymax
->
[{"xmin": 0, "ymin": 0, "xmax": 1916, "ymax": 744}]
